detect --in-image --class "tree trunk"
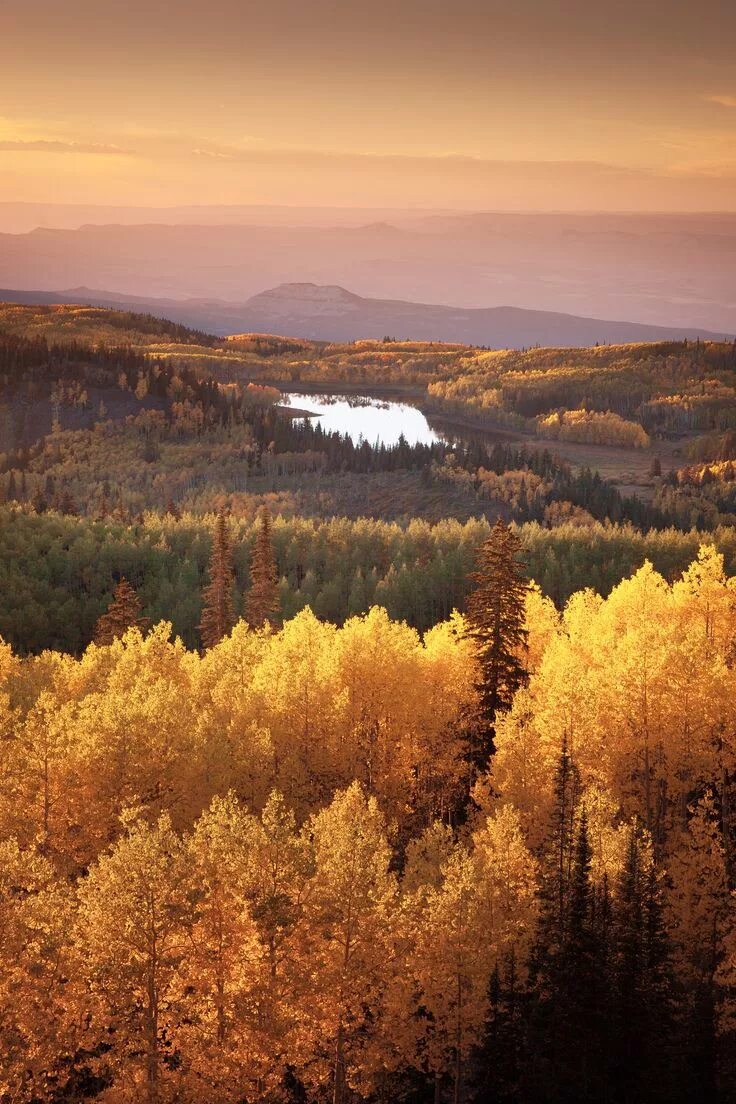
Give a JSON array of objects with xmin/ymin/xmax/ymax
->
[
  {"xmin": 454, "ymin": 973, "xmax": 463, "ymax": 1104},
  {"xmin": 146, "ymin": 928, "xmax": 159, "ymax": 1104},
  {"xmin": 333, "ymin": 1024, "xmax": 345, "ymax": 1104},
  {"xmin": 146, "ymin": 970, "xmax": 158, "ymax": 1104}
]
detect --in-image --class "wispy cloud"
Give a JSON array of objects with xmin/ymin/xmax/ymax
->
[
  {"xmin": 704, "ymin": 94, "xmax": 736, "ymax": 108},
  {"xmin": 0, "ymin": 139, "xmax": 135, "ymax": 155}
]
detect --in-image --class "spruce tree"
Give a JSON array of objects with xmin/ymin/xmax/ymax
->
[
  {"xmin": 472, "ymin": 954, "xmax": 524, "ymax": 1103},
  {"xmin": 465, "ymin": 518, "xmax": 529, "ymax": 764},
  {"xmin": 199, "ymin": 509, "xmax": 236, "ymax": 649},
  {"xmin": 93, "ymin": 578, "xmax": 149, "ymax": 645},
  {"xmin": 525, "ymin": 776, "xmax": 611, "ymax": 1103},
  {"xmin": 550, "ymin": 734, "xmax": 581, "ymax": 933},
  {"xmin": 533, "ymin": 810, "xmax": 610, "ymax": 1102},
  {"xmin": 611, "ymin": 827, "xmax": 678, "ymax": 1103},
  {"xmin": 245, "ymin": 506, "xmax": 280, "ymax": 629}
]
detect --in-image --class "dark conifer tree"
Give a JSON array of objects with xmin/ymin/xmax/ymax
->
[
  {"xmin": 93, "ymin": 577, "xmax": 149, "ymax": 645},
  {"xmin": 199, "ymin": 509, "xmax": 236, "ymax": 649},
  {"xmin": 465, "ymin": 518, "xmax": 529, "ymax": 764},
  {"xmin": 611, "ymin": 827, "xmax": 679, "ymax": 1103},
  {"xmin": 524, "ymin": 770, "xmax": 612, "ymax": 1104},
  {"xmin": 245, "ymin": 506, "xmax": 280, "ymax": 629},
  {"xmin": 472, "ymin": 954, "xmax": 524, "ymax": 1103},
  {"xmin": 533, "ymin": 809, "xmax": 610, "ymax": 1103}
]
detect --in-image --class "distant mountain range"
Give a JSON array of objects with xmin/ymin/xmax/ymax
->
[
  {"xmin": 1, "ymin": 213, "xmax": 735, "ymax": 333},
  {"xmin": 0, "ymin": 283, "xmax": 730, "ymax": 348}
]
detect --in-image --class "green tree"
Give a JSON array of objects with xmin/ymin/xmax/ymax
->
[
  {"xmin": 526, "ymin": 809, "xmax": 611, "ymax": 1103},
  {"xmin": 611, "ymin": 827, "xmax": 678, "ymax": 1103},
  {"xmin": 93, "ymin": 577, "xmax": 149, "ymax": 645},
  {"xmin": 245, "ymin": 506, "xmax": 280, "ymax": 629},
  {"xmin": 200, "ymin": 510, "xmax": 236, "ymax": 649},
  {"xmin": 465, "ymin": 519, "xmax": 529, "ymax": 763}
]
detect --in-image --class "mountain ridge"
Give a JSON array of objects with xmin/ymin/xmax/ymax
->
[{"xmin": 0, "ymin": 283, "xmax": 730, "ymax": 348}]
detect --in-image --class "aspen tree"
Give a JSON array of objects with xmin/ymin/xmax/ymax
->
[
  {"xmin": 300, "ymin": 783, "xmax": 397, "ymax": 1104},
  {"xmin": 76, "ymin": 813, "xmax": 190, "ymax": 1104}
]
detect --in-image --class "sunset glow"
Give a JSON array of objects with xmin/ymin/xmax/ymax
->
[{"xmin": 2, "ymin": 0, "xmax": 735, "ymax": 209}]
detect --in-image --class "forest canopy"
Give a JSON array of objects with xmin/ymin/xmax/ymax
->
[{"xmin": 1, "ymin": 547, "xmax": 735, "ymax": 1102}]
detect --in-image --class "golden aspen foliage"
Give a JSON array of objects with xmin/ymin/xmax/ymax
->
[
  {"xmin": 0, "ymin": 638, "xmax": 20, "ymax": 739},
  {"xmin": 491, "ymin": 548, "xmax": 736, "ymax": 917},
  {"xmin": 249, "ymin": 608, "xmax": 341, "ymax": 811},
  {"xmin": 523, "ymin": 581, "xmax": 561, "ymax": 674},
  {"xmin": 75, "ymin": 812, "xmax": 191, "ymax": 1104},
  {"xmin": 402, "ymin": 819, "xmax": 458, "ymax": 897},
  {"xmin": 201, "ymin": 790, "xmax": 311, "ymax": 1085},
  {"xmin": 298, "ymin": 783, "xmax": 399, "ymax": 1103},
  {"xmin": 470, "ymin": 805, "xmax": 539, "ymax": 966},
  {"xmin": 402, "ymin": 843, "xmax": 493, "ymax": 1094},
  {"xmin": 0, "ymin": 549, "xmax": 734, "ymax": 1100},
  {"xmin": 178, "ymin": 794, "xmax": 271, "ymax": 1100},
  {"xmin": 186, "ymin": 623, "xmax": 274, "ymax": 815},
  {"xmin": 399, "ymin": 809, "xmax": 537, "ymax": 1098},
  {"xmin": 0, "ymin": 839, "xmax": 76, "ymax": 1102}
]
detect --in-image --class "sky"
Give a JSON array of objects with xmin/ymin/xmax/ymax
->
[{"xmin": 2, "ymin": 0, "xmax": 736, "ymax": 210}]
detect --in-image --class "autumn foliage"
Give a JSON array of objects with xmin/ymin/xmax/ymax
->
[{"xmin": 1, "ymin": 548, "xmax": 736, "ymax": 1101}]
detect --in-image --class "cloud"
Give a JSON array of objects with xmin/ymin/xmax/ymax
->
[
  {"xmin": 0, "ymin": 139, "xmax": 135, "ymax": 155},
  {"xmin": 192, "ymin": 147, "xmax": 237, "ymax": 161},
  {"xmin": 669, "ymin": 158, "xmax": 736, "ymax": 178},
  {"xmin": 704, "ymin": 94, "xmax": 736, "ymax": 108}
]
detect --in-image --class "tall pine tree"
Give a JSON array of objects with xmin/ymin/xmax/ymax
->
[
  {"xmin": 611, "ymin": 826, "xmax": 678, "ymax": 1103},
  {"xmin": 199, "ymin": 510, "xmax": 236, "ymax": 650},
  {"xmin": 526, "ymin": 808, "xmax": 611, "ymax": 1103},
  {"xmin": 245, "ymin": 506, "xmax": 280, "ymax": 629},
  {"xmin": 93, "ymin": 577, "xmax": 149, "ymax": 645},
  {"xmin": 465, "ymin": 519, "xmax": 529, "ymax": 765}
]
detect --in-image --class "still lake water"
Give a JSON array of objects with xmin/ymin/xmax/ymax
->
[{"xmin": 282, "ymin": 392, "xmax": 445, "ymax": 448}]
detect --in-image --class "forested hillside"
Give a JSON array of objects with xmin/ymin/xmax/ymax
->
[
  {"xmin": 3, "ymin": 505, "xmax": 736, "ymax": 654},
  {"xmin": 3, "ymin": 308, "xmax": 736, "ymax": 658}
]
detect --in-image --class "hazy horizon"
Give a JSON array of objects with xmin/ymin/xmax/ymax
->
[
  {"xmin": 2, "ymin": 0, "xmax": 736, "ymax": 211},
  {"xmin": 2, "ymin": 2, "xmax": 736, "ymax": 335}
]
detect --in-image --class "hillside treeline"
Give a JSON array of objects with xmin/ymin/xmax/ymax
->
[
  {"xmin": 229, "ymin": 336, "xmax": 736, "ymax": 439},
  {"xmin": 3, "ymin": 505, "xmax": 736, "ymax": 654},
  {"xmin": 2, "ymin": 390, "xmax": 685, "ymax": 530}
]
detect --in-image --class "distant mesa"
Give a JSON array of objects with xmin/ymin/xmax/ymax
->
[{"xmin": 249, "ymin": 283, "xmax": 363, "ymax": 311}]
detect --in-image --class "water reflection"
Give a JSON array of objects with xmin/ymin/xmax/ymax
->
[{"xmin": 282, "ymin": 392, "xmax": 445, "ymax": 448}]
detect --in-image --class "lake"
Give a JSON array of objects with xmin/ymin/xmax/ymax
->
[{"xmin": 282, "ymin": 392, "xmax": 445, "ymax": 448}]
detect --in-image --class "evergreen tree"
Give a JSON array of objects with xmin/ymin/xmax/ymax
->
[
  {"xmin": 199, "ymin": 509, "xmax": 236, "ymax": 649},
  {"xmin": 525, "ymin": 787, "xmax": 611, "ymax": 1103},
  {"xmin": 245, "ymin": 506, "xmax": 280, "ymax": 629},
  {"xmin": 472, "ymin": 955, "xmax": 524, "ymax": 1104},
  {"xmin": 93, "ymin": 577, "xmax": 149, "ymax": 645},
  {"xmin": 465, "ymin": 519, "xmax": 529, "ymax": 763},
  {"xmin": 549, "ymin": 734, "xmax": 581, "ymax": 934},
  {"xmin": 611, "ymin": 827, "xmax": 679, "ymax": 1103}
]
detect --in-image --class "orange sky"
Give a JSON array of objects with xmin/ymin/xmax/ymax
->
[{"xmin": 2, "ymin": 0, "xmax": 736, "ymax": 210}]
